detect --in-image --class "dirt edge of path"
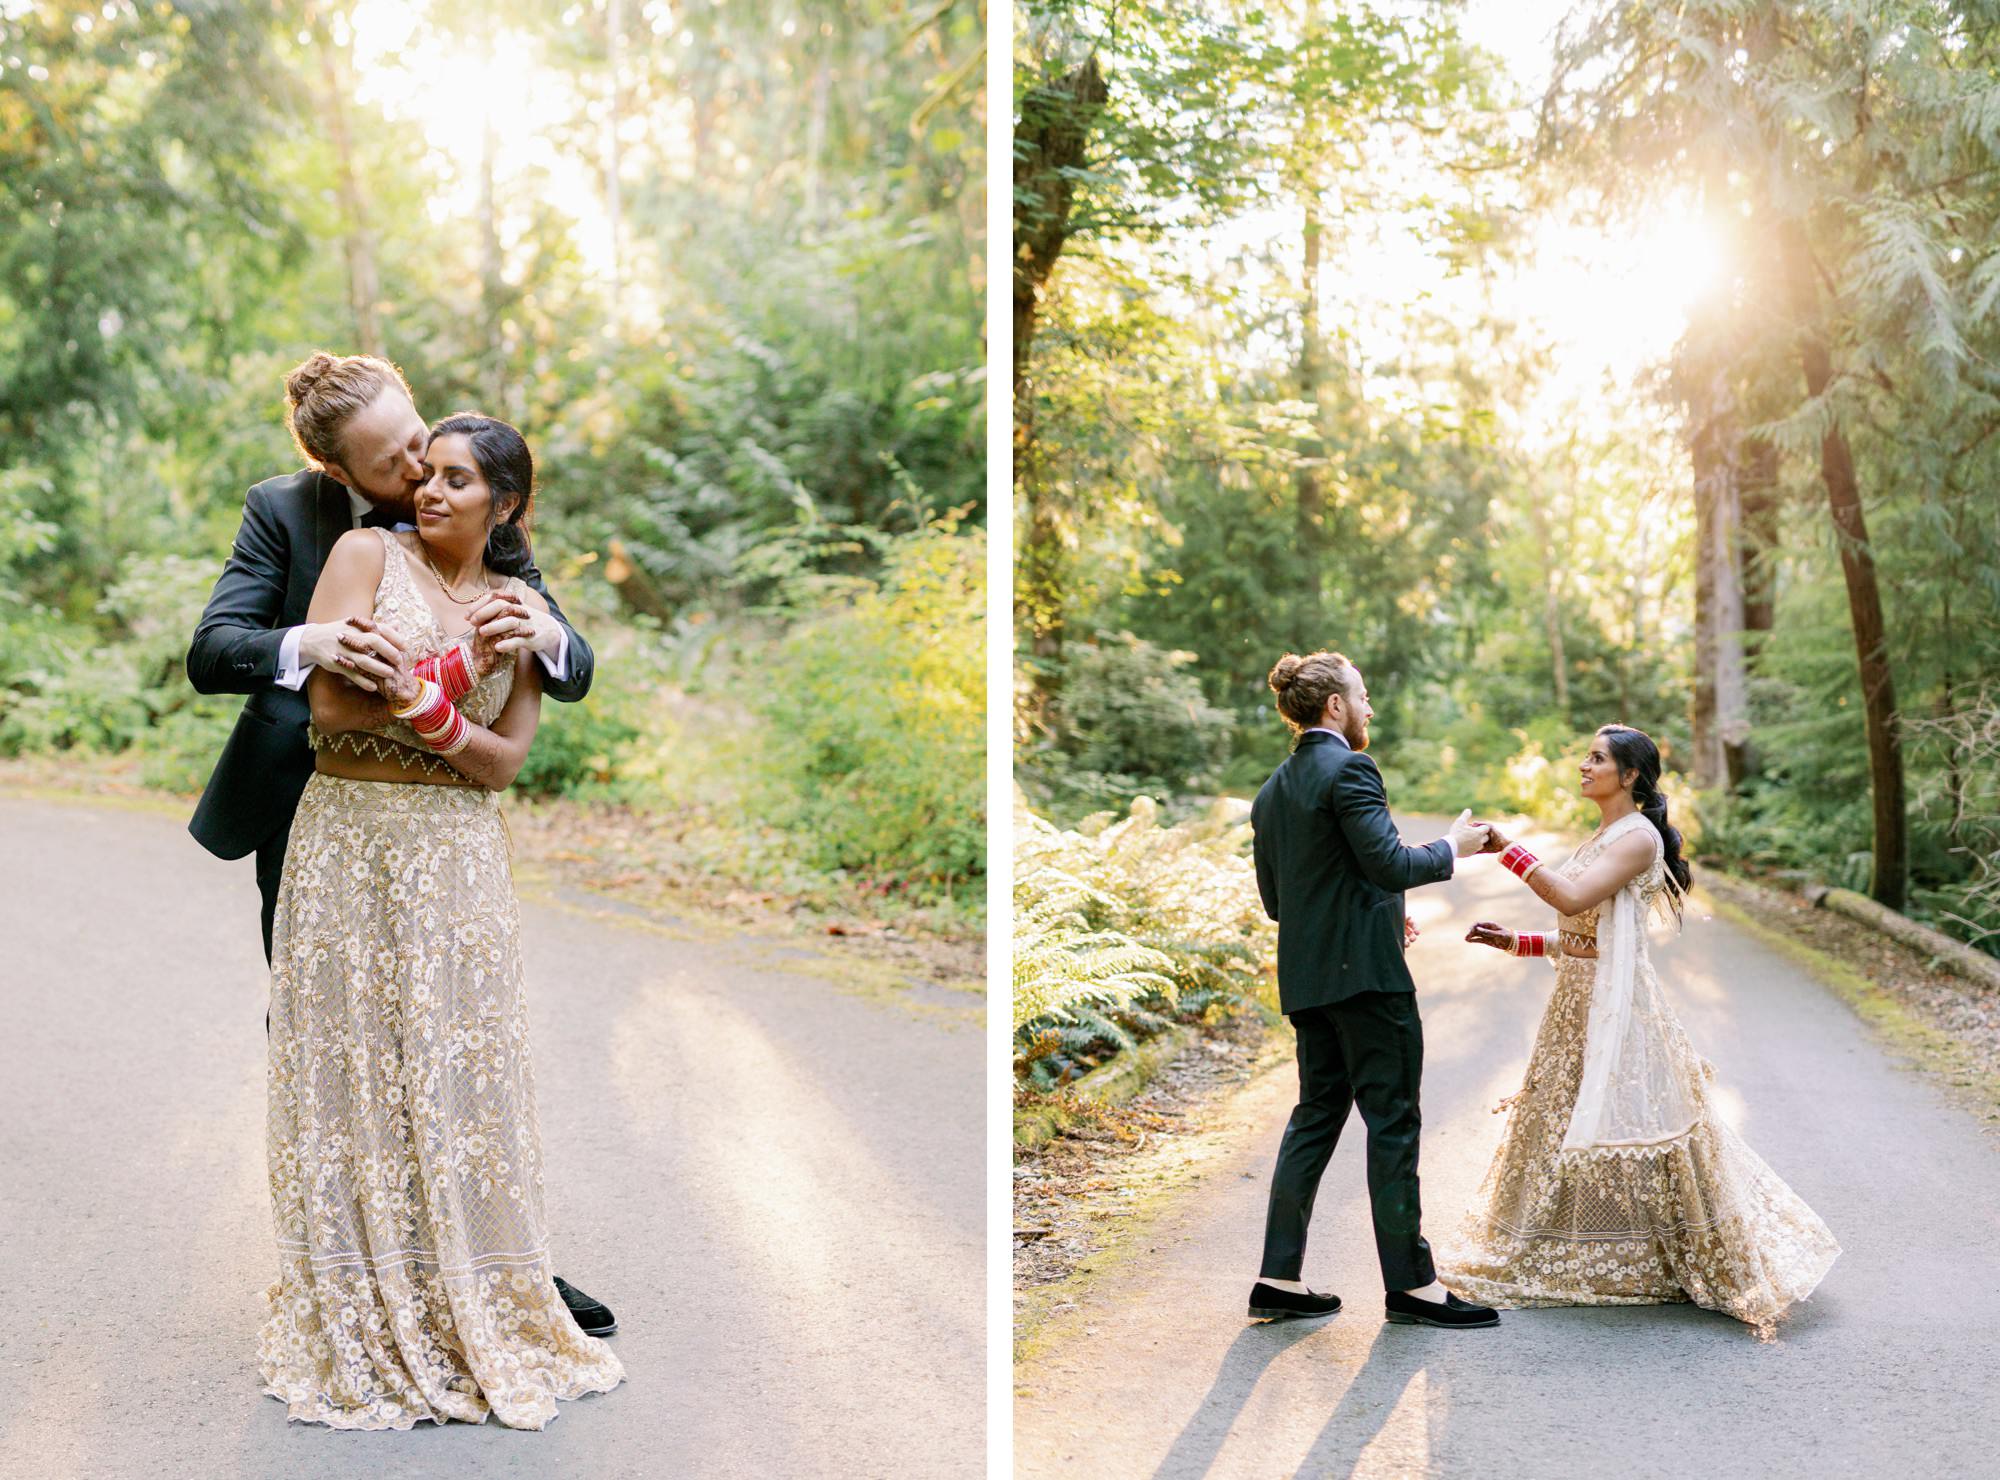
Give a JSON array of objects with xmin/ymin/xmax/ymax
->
[{"xmin": 1012, "ymin": 1010, "xmax": 1290, "ymax": 1369}]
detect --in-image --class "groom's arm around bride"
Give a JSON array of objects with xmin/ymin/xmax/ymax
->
[{"xmin": 182, "ymin": 351, "xmax": 597, "ymax": 962}]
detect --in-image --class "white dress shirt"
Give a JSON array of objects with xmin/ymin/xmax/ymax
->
[{"xmin": 273, "ymin": 488, "xmax": 568, "ymax": 689}]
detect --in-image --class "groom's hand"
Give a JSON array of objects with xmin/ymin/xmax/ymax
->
[
  {"xmin": 468, "ymin": 592, "xmax": 559, "ymax": 669},
  {"xmin": 302, "ymin": 616, "xmax": 406, "ymax": 692},
  {"xmin": 1445, "ymin": 809, "xmax": 1491, "ymax": 857},
  {"xmin": 1472, "ymin": 821, "xmax": 1510, "ymax": 854},
  {"xmin": 1404, "ymin": 915, "xmax": 1420, "ymax": 948}
]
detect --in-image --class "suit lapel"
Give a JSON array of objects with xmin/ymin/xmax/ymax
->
[{"xmin": 311, "ymin": 471, "xmax": 352, "ymax": 576}]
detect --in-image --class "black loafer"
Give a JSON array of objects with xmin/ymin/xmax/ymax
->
[
  {"xmin": 554, "ymin": 1275, "xmax": 618, "ymax": 1337},
  {"xmin": 1384, "ymin": 1290, "xmax": 1498, "ymax": 1328},
  {"xmin": 1247, "ymin": 1281, "xmax": 1343, "ymax": 1321}
]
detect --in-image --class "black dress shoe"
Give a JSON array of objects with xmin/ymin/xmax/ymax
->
[
  {"xmin": 1247, "ymin": 1281, "xmax": 1343, "ymax": 1321},
  {"xmin": 554, "ymin": 1275, "xmax": 618, "ymax": 1337},
  {"xmin": 1384, "ymin": 1290, "xmax": 1499, "ymax": 1328}
]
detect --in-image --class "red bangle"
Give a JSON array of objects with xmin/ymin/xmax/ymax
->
[
  {"xmin": 413, "ymin": 645, "xmax": 473, "ymax": 704},
  {"xmin": 1501, "ymin": 844, "xmax": 1541, "ymax": 880},
  {"xmin": 414, "ymin": 706, "xmax": 469, "ymax": 754},
  {"xmin": 1512, "ymin": 932, "xmax": 1548, "ymax": 957},
  {"xmin": 405, "ymin": 690, "xmax": 453, "ymax": 737}
]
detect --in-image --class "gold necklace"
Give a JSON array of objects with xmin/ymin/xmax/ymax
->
[{"xmin": 419, "ymin": 535, "xmax": 489, "ymax": 607}]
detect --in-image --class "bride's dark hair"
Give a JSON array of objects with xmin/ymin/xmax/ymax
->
[{"xmin": 1597, "ymin": 724, "xmax": 1692, "ymax": 895}]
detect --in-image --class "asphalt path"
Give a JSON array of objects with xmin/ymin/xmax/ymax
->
[
  {"xmin": 1014, "ymin": 816, "xmax": 2000, "ymax": 1480},
  {"xmin": 0, "ymin": 794, "xmax": 984, "ymax": 1480}
]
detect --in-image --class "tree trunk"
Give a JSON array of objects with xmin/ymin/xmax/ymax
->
[
  {"xmin": 1012, "ymin": 52, "xmax": 1107, "ymax": 406},
  {"xmin": 1012, "ymin": 52, "xmax": 1108, "ymax": 667},
  {"xmin": 1296, "ymin": 187, "xmax": 1324, "ymax": 555},
  {"xmin": 605, "ymin": 0, "xmax": 625, "ymax": 305},
  {"xmin": 1293, "ymin": 0, "xmax": 1327, "ymax": 621},
  {"xmin": 1738, "ymin": 438, "xmax": 1780, "ymax": 644},
  {"xmin": 1779, "ymin": 217, "xmax": 1906, "ymax": 908},
  {"xmin": 478, "ymin": 102, "xmax": 508, "ymax": 414},
  {"xmin": 1688, "ymin": 360, "xmax": 1751, "ymax": 790},
  {"xmin": 312, "ymin": 12, "xmax": 382, "ymax": 358},
  {"xmin": 1523, "ymin": 494, "xmax": 1569, "ymax": 717}
]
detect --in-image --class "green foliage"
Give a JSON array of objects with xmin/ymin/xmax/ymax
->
[
  {"xmin": 0, "ymin": 1, "xmax": 985, "ymax": 918},
  {"xmin": 510, "ymin": 691, "xmax": 643, "ymax": 802},
  {"xmin": 1013, "ymin": 0, "xmax": 2000, "ymax": 974},
  {"xmin": 1037, "ymin": 632, "xmax": 1235, "ymax": 799},
  {"xmin": 1013, "ymin": 795, "xmax": 1274, "ymax": 1086},
  {"xmin": 748, "ymin": 518, "xmax": 986, "ymax": 902},
  {"xmin": 0, "ymin": 551, "xmax": 220, "ymax": 757}
]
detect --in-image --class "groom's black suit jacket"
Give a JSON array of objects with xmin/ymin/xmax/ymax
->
[
  {"xmin": 184, "ymin": 468, "xmax": 594, "ymax": 861},
  {"xmin": 1250, "ymin": 730, "xmax": 1455, "ymax": 1016}
]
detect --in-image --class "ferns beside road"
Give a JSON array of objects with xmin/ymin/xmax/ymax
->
[{"xmin": 1013, "ymin": 796, "xmax": 1276, "ymax": 1088}]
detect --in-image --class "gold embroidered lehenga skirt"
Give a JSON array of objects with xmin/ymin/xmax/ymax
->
[
  {"xmin": 1434, "ymin": 950, "xmax": 1841, "ymax": 1331},
  {"xmin": 260, "ymin": 773, "xmax": 624, "ymax": 1429}
]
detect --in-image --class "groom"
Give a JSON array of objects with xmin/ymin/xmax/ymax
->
[
  {"xmin": 1246, "ymin": 650, "xmax": 1499, "ymax": 1330},
  {"xmin": 184, "ymin": 350, "xmax": 617, "ymax": 1338}
]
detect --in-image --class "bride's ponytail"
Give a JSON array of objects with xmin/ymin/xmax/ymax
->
[{"xmin": 1635, "ymin": 777, "xmax": 1692, "ymax": 895}]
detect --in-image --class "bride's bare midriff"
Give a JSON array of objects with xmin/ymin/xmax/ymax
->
[{"xmin": 315, "ymin": 750, "xmax": 485, "ymax": 788}]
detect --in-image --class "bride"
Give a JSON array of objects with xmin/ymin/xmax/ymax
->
[
  {"xmin": 261, "ymin": 412, "xmax": 624, "ymax": 1427},
  {"xmin": 1435, "ymin": 724, "xmax": 1840, "ymax": 1331}
]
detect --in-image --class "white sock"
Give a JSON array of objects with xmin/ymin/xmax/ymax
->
[
  {"xmin": 1258, "ymin": 1276, "xmax": 1310, "ymax": 1293},
  {"xmin": 1399, "ymin": 1281, "xmax": 1447, "ymax": 1303}
]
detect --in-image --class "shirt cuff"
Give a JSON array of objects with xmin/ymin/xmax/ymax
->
[
  {"xmin": 274, "ymin": 625, "xmax": 310, "ymax": 691},
  {"xmin": 536, "ymin": 624, "xmax": 570, "ymax": 683}
]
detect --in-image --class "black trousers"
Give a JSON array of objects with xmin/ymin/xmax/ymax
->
[
  {"xmin": 255, "ymin": 823, "xmax": 293, "ymax": 1038},
  {"xmin": 1258, "ymin": 989, "xmax": 1435, "ymax": 1292},
  {"xmin": 255, "ymin": 823, "xmax": 291, "ymax": 967}
]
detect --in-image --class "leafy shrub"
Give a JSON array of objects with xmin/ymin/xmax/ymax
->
[
  {"xmin": 511, "ymin": 691, "xmax": 643, "ymax": 800},
  {"xmin": 1014, "ymin": 795, "xmax": 1275, "ymax": 1087},
  {"xmin": 136, "ymin": 698, "xmax": 243, "ymax": 793},
  {"xmin": 748, "ymin": 516, "xmax": 984, "ymax": 901},
  {"xmin": 1050, "ymin": 632, "xmax": 1235, "ymax": 791},
  {"xmin": 1, "ymin": 553, "xmax": 219, "ymax": 757},
  {"xmin": 1383, "ymin": 709, "xmax": 1597, "ymax": 832}
]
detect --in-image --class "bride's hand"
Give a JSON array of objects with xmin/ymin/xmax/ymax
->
[
  {"xmin": 1472, "ymin": 820, "xmax": 1510, "ymax": 854},
  {"xmin": 1465, "ymin": 920, "xmax": 1514, "ymax": 952},
  {"xmin": 381, "ymin": 645, "xmax": 421, "ymax": 709}
]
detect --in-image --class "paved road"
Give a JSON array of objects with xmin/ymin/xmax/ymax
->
[
  {"xmin": 0, "ymin": 794, "xmax": 983, "ymax": 1480},
  {"xmin": 1015, "ymin": 819, "xmax": 2000, "ymax": 1480}
]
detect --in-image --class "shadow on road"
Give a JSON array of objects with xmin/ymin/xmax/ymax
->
[
  {"xmin": 1148, "ymin": 1318, "xmax": 1447, "ymax": 1480},
  {"xmin": 1292, "ymin": 1324, "xmax": 1438, "ymax": 1477},
  {"xmin": 1147, "ymin": 1321, "xmax": 1324, "ymax": 1480}
]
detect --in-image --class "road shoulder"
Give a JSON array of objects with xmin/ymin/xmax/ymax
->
[{"xmin": 1702, "ymin": 872, "xmax": 2000, "ymax": 1127}]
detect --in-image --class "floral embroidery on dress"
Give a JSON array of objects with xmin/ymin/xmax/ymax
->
[
  {"xmin": 1434, "ymin": 819, "xmax": 1841, "ymax": 1331},
  {"xmin": 261, "ymin": 532, "xmax": 622, "ymax": 1429}
]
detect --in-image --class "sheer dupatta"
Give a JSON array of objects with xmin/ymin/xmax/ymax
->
[{"xmin": 1561, "ymin": 812, "xmax": 1697, "ymax": 1152}]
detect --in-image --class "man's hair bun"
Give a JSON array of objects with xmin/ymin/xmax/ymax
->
[
  {"xmin": 281, "ymin": 351, "xmax": 413, "ymax": 472},
  {"xmin": 1267, "ymin": 650, "xmax": 1357, "ymax": 733},
  {"xmin": 284, "ymin": 351, "xmax": 338, "ymax": 407}
]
